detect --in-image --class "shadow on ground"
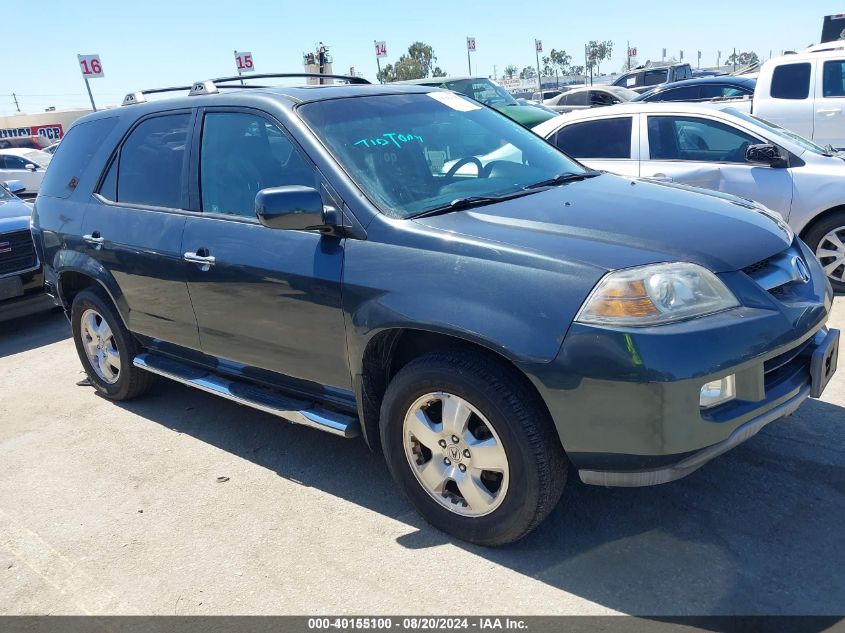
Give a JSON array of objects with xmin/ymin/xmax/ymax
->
[
  {"xmin": 111, "ymin": 377, "xmax": 845, "ymax": 616},
  {"xmin": 0, "ymin": 309, "xmax": 69, "ymax": 357}
]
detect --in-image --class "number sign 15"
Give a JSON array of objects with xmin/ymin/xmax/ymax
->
[
  {"xmin": 235, "ymin": 51, "xmax": 255, "ymax": 73},
  {"xmin": 78, "ymin": 54, "xmax": 104, "ymax": 78}
]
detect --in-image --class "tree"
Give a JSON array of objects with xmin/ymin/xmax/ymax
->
[
  {"xmin": 586, "ymin": 40, "xmax": 614, "ymax": 76},
  {"xmin": 549, "ymin": 49, "xmax": 572, "ymax": 75},
  {"xmin": 376, "ymin": 41, "xmax": 446, "ymax": 82},
  {"xmin": 504, "ymin": 64, "xmax": 518, "ymax": 78},
  {"xmin": 520, "ymin": 66, "xmax": 537, "ymax": 79},
  {"xmin": 726, "ymin": 50, "xmax": 759, "ymax": 67}
]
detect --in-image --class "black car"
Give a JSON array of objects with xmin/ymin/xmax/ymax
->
[
  {"xmin": 32, "ymin": 74, "xmax": 838, "ymax": 546},
  {"xmin": 632, "ymin": 76, "xmax": 757, "ymax": 103},
  {"xmin": 0, "ymin": 180, "xmax": 53, "ymax": 322}
]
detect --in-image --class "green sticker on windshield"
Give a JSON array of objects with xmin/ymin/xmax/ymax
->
[{"xmin": 354, "ymin": 132, "xmax": 424, "ymax": 149}]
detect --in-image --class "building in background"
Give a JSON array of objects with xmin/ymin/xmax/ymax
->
[{"xmin": 0, "ymin": 108, "xmax": 92, "ymax": 149}]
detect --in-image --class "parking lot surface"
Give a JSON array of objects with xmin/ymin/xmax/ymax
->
[{"xmin": 1, "ymin": 299, "xmax": 843, "ymax": 616}]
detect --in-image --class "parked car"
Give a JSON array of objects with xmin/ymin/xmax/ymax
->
[
  {"xmin": 34, "ymin": 75, "xmax": 838, "ymax": 546},
  {"xmin": 0, "ymin": 180, "xmax": 53, "ymax": 322},
  {"xmin": 612, "ymin": 62, "xmax": 694, "ymax": 93},
  {"xmin": 633, "ymin": 77, "xmax": 756, "ymax": 103},
  {"xmin": 393, "ymin": 76, "xmax": 558, "ymax": 128},
  {"xmin": 716, "ymin": 43, "xmax": 845, "ymax": 149},
  {"xmin": 533, "ymin": 102, "xmax": 845, "ymax": 291},
  {"xmin": 544, "ymin": 85, "xmax": 638, "ymax": 112},
  {"xmin": 531, "ymin": 89, "xmax": 563, "ymax": 102},
  {"xmin": 0, "ymin": 148, "xmax": 52, "ymax": 195},
  {"xmin": 43, "ymin": 141, "xmax": 62, "ymax": 154}
]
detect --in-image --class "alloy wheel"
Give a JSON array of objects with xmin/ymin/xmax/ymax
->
[
  {"xmin": 80, "ymin": 308, "xmax": 121, "ymax": 384},
  {"xmin": 816, "ymin": 226, "xmax": 845, "ymax": 283}
]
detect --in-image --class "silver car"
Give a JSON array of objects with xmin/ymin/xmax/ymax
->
[
  {"xmin": 544, "ymin": 85, "xmax": 638, "ymax": 112},
  {"xmin": 533, "ymin": 102, "xmax": 845, "ymax": 290}
]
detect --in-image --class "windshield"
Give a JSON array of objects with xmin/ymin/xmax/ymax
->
[
  {"xmin": 299, "ymin": 92, "xmax": 585, "ymax": 219},
  {"xmin": 22, "ymin": 150, "xmax": 52, "ymax": 167},
  {"xmin": 0, "ymin": 185, "xmax": 13, "ymax": 201},
  {"xmin": 607, "ymin": 86, "xmax": 639, "ymax": 101},
  {"xmin": 725, "ymin": 108, "xmax": 829, "ymax": 155},
  {"xmin": 442, "ymin": 79, "xmax": 519, "ymax": 106}
]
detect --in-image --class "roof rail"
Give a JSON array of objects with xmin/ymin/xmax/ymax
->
[
  {"xmin": 209, "ymin": 72, "xmax": 371, "ymax": 85},
  {"xmin": 122, "ymin": 72, "xmax": 371, "ymax": 106}
]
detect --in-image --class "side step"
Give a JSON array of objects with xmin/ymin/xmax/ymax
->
[{"xmin": 133, "ymin": 353, "xmax": 360, "ymax": 438}]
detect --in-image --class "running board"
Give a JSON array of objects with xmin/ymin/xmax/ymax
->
[{"xmin": 133, "ymin": 353, "xmax": 360, "ymax": 438}]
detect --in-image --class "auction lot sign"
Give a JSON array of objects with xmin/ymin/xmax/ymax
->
[{"xmin": 0, "ymin": 124, "xmax": 64, "ymax": 144}]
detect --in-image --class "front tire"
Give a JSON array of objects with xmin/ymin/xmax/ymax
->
[
  {"xmin": 804, "ymin": 211, "xmax": 845, "ymax": 293},
  {"xmin": 71, "ymin": 288, "xmax": 155, "ymax": 401},
  {"xmin": 380, "ymin": 350, "xmax": 567, "ymax": 546}
]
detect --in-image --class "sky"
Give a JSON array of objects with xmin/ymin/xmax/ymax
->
[{"xmin": 3, "ymin": 0, "xmax": 843, "ymax": 115}]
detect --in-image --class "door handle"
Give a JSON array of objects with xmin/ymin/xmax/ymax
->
[
  {"xmin": 184, "ymin": 250, "xmax": 216, "ymax": 271},
  {"xmin": 649, "ymin": 173, "xmax": 674, "ymax": 182},
  {"xmin": 83, "ymin": 232, "xmax": 105, "ymax": 249},
  {"xmin": 817, "ymin": 108, "xmax": 841, "ymax": 115}
]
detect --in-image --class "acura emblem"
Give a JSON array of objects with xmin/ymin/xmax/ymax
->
[
  {"xmin": 0, "ymin": 242, "xmax": 10, "ymax": 254},
  {"xmin": 792, "ymin": 256, "xmax": 811, "ymax": 284}
]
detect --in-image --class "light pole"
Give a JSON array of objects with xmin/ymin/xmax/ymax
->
[{"xmin": 535, "ymin": 39, "xmax": 543, "ymax": 93}]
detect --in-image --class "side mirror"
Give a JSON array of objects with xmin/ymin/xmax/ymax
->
[
  {"xmin": 746, "ymin": 143, "xmax": 787, "ymax": 167},
  {"xmin": 25, "ymin": 163, "xmax": 38, "ymax": 172},
  {"xmin": 3, "ymin": 180, "xmax": 25, "ymax": 194},
  {"xmin": 255, "ymin": 186, "xmax": 325, "ymax": 231}
]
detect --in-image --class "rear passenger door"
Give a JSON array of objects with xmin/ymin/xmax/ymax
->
[
  {"xmin": 816, "ymin": 58, "xmax": 845, "ymax": 148},
  {"xmin": 84, "ymin": 110, "xmax": 200, "ymax": 350},
  {"xmin": 181, "ymin": 108, "xmax": 350, "ymax": 394},
  {"xmin": 549, "ymin": 115, "xmax": 639, "ymax": 176}
]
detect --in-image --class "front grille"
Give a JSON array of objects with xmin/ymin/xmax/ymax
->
[
  {"xmin": 0, "ymin": 230, "xmax": 37, "ymax": 276},
  {"xmin": 764, "ymin": 339, "xmax": 812, "ymax": 375},
  {"xmin": 742, "ymin": 258, "xmax": 771, "ymax": 276}
]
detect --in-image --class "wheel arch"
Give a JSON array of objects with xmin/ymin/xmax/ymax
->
[
  {"xmin": 797, "ymin": 204, "xmax": 845, "ymax": 243},
  {"xmin": 55, "ymin": 258, "xmax": 129, "ymax": 329},
  {"xmin": 354, "ymin": 327, "xmax": 556, "ymax": 454}
]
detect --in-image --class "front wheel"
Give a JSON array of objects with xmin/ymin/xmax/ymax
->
[
  {"xmin": 804, "ymin": 211, "xmax": 845, "ymax": 293},
  {"xmin": 380, "ymin": 350, "xmax": 567, "ymax": 546}
]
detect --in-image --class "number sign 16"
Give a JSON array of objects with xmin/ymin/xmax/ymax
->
[
  {"xmin": 78, "ymin": 54, "xmax": 104, "ymax": 78},
  {"xmin": 235, "ymin": 51, "xmax": 255, "ymax": 73}
]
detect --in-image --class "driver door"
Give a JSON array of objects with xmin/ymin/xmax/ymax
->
[{"xmin": 640, "ymin": 114, "xmax": 794, "ymax": 217}]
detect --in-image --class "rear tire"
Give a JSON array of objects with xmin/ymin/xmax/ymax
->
[
  {"xmin": 71, "ymin": 287, "xmax": 155, "ymax": 401},
  {"xmin": 379, "ymin": 350, "xmax": 567, "ymax": 546},
  {"xmin": 803, "ymin": 211, "xmax": 845, "ymax": 293}
]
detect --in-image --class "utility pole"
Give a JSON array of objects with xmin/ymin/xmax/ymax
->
[
  {"xmin": 732, "ymin": 47, "xmax": 736, "ymax": 72},
  {"xmin": 535, "ymin": 40, "xmax": 542, "ymax": 93},
  {"xmin": 493, "ymin": 64, "xmax": 497, "ymax": 80},
  {"xmin": 12, "ymin": 93, "xmax": 20, "ymax": 112},
  {"xmin": 717, "ymin": 50, "xmax": 721, "ymax": 69}
]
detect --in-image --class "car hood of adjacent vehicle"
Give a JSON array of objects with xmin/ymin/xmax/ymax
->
[
  {"xmin": 494, "ymin": 103, "xmax": 558, "ymax": 128},
  {"xmin": 414, "ymin": 174, "xmax": 792, "ymax": 274},
  {"xmin": 0, "ymin": 198, "xmax": 33, "ymax": 233}
]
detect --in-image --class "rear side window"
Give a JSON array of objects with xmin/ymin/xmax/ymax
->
[
  {"xmin": 650, "ymin": 85, "xmax": 700, "ymax": 102},
  {"xmin": 39, "ymin": 117, "xmax": 118, "ymax": 199},
  {"xmin": 564, "ymin": 91, "xmax": 589, "ymax": 106},
  {"xmin": 823, "ymin": 60, "xmax": 845, "ymax": 97},
  {"xmin": 643, "ymin": 69, "xmax": 668, "ymax": 86},
  {"xmin": 771, "ymin": 63, "xmax": 811, "ymax": 99},
  {"xmin": 111, "ymin": 114, "xmax": 190, "ymax": 209},
  {"xmin": 553, "ymin": 117, "xmax": 633, "ymax": 159}
]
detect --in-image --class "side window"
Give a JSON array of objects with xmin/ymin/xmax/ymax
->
[
  {"xmin": 823, "ymin": 60, "xmax": 845, "ymax": 97},
  {"xmin": 1, "ymin": 156, "xmax": 27, "ymax": 169},
  {"xmin": 553, "ymin": 117, "xmax": 633, "ymax": 159},
  {"xmin": 771, "ymin": 63, "xmax": 811, "ymax": 100},
  {"xmin": 41, "ymin": 116, "xmax": 119, "ymax": 199},
  {"xmin": 113, "ymin": 113, "xmax": 190, "ymax": 208},
  {"xmin": 656, "ymin": 86, "xmax": 700, "ymax": 102},
  {"xmin": 590, "ymin": 91, "xmax": 615, "ymax": 106},
  {"xmin": 564, "ymin": 91, "xmax": 589, "ymax": 106},
  {"xmin": 647, "ymin": 116, "xmax": 760, "ymax": 162},
  {"xmin": 643, "ymin": 69, "xmax": 668, "ymax": 86},
  {"xmin": 200, "ymin": 112, "xmax": 316, "ymax": 218}
]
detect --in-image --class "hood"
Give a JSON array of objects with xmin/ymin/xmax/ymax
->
[
  {"xmin": 494, "ymin": 103, "xmax": 558, "ymax": 128},
  {"xmin": 414, "ymin": 174, "xmax": 792, "ymax": 274},
  {"xmin": 0, "ymin": 198, "xmax": 33, "ymax": 234}
]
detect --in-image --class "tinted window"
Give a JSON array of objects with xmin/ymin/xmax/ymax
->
[
  {"xmin": 647, "ymin": 116, "xmax": 760, "ymax": 162},
  {"xmin": 200, "ymin": 112, "xmax": 316, "ymax": 218},
  {"xmin": 116, "ymin": 114, "xmax": 190, "ymax": 208},
  {"xmin": 99, "ymin": 158, "xmax": 117, "ymax": 200},
  {"xmin": 0, "ymin": 155, "xmax": 28, "ymax": 169},
  {"xmin": 699, "ymin": 84, "xmax": 751, "ymax": 100},
  {"xmin": 553, "ymin": 117, "xmax": 633, "ymax": 159},
  {"xmin": 643, "ymin": 69, "xmax": 669, "ymax": 86},
  {"xmin": 771, "ymin": 63, "xmax": 811, "ymax": 99},
  {"xmin": 823, "ymin": 60, "xmax": 845, "ymax": 97},
  {"xmin": 649, "ymin": 86, "xmax": 700, "ymax": 102},
  {"xmin": 675, "ymin": 66, "xmax": 692, "ymax": 80},
  {"xmin": 564, "ymin": 91, "xmax": 589, "ymax": 106},
  {"xmin": 40, "ymin": 117, "xmax": 118, "ymax": 199},
  {"xmin": 590, "ymin": 91, "xmax": 616, "ymax": 106}
]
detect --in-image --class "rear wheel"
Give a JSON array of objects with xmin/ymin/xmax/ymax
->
[
  {"xmin": 804, "ymin": 211, "xmax": 845, "ymax": 293},
  {"xmin": 380, "ymin": 350, "xmax": 567, "ymax": 546},
  {"xmin": 71, "ymin": 288, "xmax": 155, "ymax": 401}
]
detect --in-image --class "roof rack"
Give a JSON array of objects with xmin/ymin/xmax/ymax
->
[{"xmin": 122, "ymin": 72, "xmax": 370, "ymax": 106}]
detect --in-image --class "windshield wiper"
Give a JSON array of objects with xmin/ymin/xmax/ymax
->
[
  {"xmin": 411, "ymin": 190, "xmax": 537, "ymax": 219},
  {"xmin": 524, "ymin": 171, "xmax": 601, "ymax": 189}
]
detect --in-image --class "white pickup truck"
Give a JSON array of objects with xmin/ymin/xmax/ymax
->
[{"xmin": 727, "ymin": 43, "xmax": 845, "ymax": 149}]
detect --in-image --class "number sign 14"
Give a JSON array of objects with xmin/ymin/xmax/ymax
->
[
  {"xmin": 235, "ymin": 51, "xmax": 255, "ymax": 73},
  {"xmin": 78, "ymin": 54, "xmax": 104, "ymax": 78}
]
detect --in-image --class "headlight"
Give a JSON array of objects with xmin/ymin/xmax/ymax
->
[{"xmin": 576, "ymin": 262, "xmax": 739, "ymax": 326}]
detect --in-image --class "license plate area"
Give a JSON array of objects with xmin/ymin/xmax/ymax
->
[
  {"xmin": 0, "ymin": 276, "xmax": 23, "ymax": 301},
  {"xmin": 810, "ymin": 329, "xmax": 840, "ymax": 398}
]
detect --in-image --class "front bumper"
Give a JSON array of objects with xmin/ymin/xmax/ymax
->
[
  {"xmin": 0, "ymin": 290, "xmax": 57, "ymax": 322},
  {"xmin": 523, "ymin": 238, "xmax": 837, "ymax": 486}
]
